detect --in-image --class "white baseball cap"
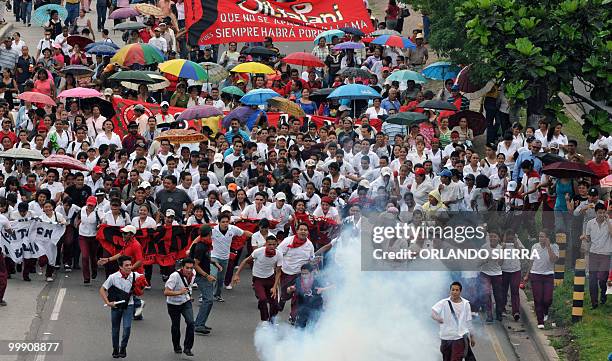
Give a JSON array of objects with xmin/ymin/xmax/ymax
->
[
  {"xmin": 151, "ymin": 163, "xmax": 162, "ymax": 171},
  {"xmin": 507, "ymin": 181, "xmax": 518, "ymax": 192},
  {"xmin": 381, "ymin": 167, "xmax": 392, "ymax": 176},
  {"xmin": 213, "ymin": 153, "xmax": 224, "ymax": 163},
  {"xmin": 120, "ymin": 225, "xmax": 137, "ymax": 234},
  {"xmin": 358, "ymin": 179, "xmax": 370, "ymax": 188},
  {"xmin": 165, "ymin": 209, "xmax": 176, "ymax": 217},
  {"xmin": 138, "ymin": 181, "xmax": 151, "ymax": 189},
  {"xmin": 275, "ymin": 192, "xmax": 286, "ymax": 201}
]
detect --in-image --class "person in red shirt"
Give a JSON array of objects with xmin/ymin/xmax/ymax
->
[
  {"xmin": 586, "ymin": 149, "xmax": 610, "ymax": 186},
  {"xmin": 400, "ymin": 91, "xmax": 425, "ymax": 113},
  {"xmin": 283, "ymin": 69, "xmax": 309, "ymax": 95},
  {"xmin": 0, "ymin": 117, "xmax": 17, "ymax": 146}
]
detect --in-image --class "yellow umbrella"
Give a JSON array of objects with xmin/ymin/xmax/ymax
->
[
  {"xmin": 267, "ymin": 97, "xmax": 306, "ymax": 117},
  {"xmin": 132, "ymin": 3, "xmax": 164, "ymax": 17},
  {"xmin": 231, "ymin": 62, "xmax": 275, "ymax": 75}
]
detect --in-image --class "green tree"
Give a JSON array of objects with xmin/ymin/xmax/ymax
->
[{"xmin": 406, "ymin": 0, "xmax": 611, "ymax": 142}]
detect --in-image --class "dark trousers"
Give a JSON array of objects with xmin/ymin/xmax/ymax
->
[
  {"xmin": 253, "ymin": 275, "xmax": 278, "ymax": 321},
  {"xmin": 96, "ymin": 3, "xmax": 106, "ymax": 30},
  {"xmin": 440, "ymin": 337, "xmax": 475, "ymax": 361},
  {"xmin": 23, "ymin": 256, "xmax": 54, "ymax": 279},
  {"xmin": 502, "ymin": 270, "xmax": 521, "ymax": 315},
  {"xmin": 111, "ymin": 305, "xmax": 134, "ymax": 349},
  {"xmin": 144, "ymin": 264, "xmax": 174, "ymax": 284},
  {"xmin": 588, "ymin": 252, "xmax": 611, "ymax": 306},
  {"xmin": 13, "ymin": 0, "xmax": 21, "ymax": 20},
  {"xmin": 530, "ymin": 273, "xmax": 554, "ymax": 324},
  {"xmin": 56, "ymin": 225, "xmax": 75, "ymax": 267},
  {"xmin": 0, "ymin": 254, "xmax": 7, "ymax": 301},
  {"xmin": 167, "ymin": 301, "xmax": 194, "ymax": 351},
  {"xmin": 484, "ymin": 97, "xmax": 500, "ymax": 144},
  {"xmin": 480, "ymin": 272, "xmax": 504, "ymax": 318},
  {"xmin": 79, "ymin": 236, "xmax": 98, "ymax": 281},
  {"xmin": 279, "ymin": 272, "xmax": 299, "ymax": 319},
  {"xmin": 224, "ymin": 248, "xmax": 242, "ymax": 286}
]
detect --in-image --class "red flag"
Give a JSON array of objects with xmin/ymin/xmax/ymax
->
[
  {"xmin": 111, "ymin": 98, "xmax": 198, "ymax": 135},
  {"xmin": 291, "ymin": 212, "xmax": 340, "ymax": 246}
]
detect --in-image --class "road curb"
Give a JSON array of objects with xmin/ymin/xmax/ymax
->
[
  {"xmin": 519, "ymin": 289, "xmax": 560, "ymax": 361},
  {"xmin": 0, "ymin": 22, "xmax": 14, "ymax": 42}
]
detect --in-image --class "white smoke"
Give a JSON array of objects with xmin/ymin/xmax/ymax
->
[{"xmin": 254, "ymin": 233, "xmax": 451, "ymax": 361}]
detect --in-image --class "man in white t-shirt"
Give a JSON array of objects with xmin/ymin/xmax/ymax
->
[
  {"xmin": 232, "ymin": 236, "xmax": 282, "ymax": 322},
  {"xmin": 581, "ymin": 204, "xmax": 612, "ymax": 309}
]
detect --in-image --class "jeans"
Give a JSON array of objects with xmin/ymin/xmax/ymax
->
[
  {"xmin": 111, "ymin": 304, "xmax": 134, "ymax": 349},
  {"xmin": 167, "ymin": 302, "xmax": 194, "ymax": 351},
  {"xmin": 96, "ymin": 3, "xmax": 106, "ymax": 30},
  {"xmin": 194, "ymin": 275, "xmax": 214, "ymax": 329},
  {"xmin": 484, "ymin": 97, "xmax": 499, "ymax": 144},
  {"xmin": 20, "ymin": 0, "xmax": 31, "ymax": 24},
  {"xmin": 65, "ymin": 2, "xmax": 79, "ymax": 26},
  {"xmin": 13, "ymin": 0, "xmax": 21, "ymax": 21},
  {"xmin": 211, "ymin": 257, "xmax": 228, "ymax": 298}
]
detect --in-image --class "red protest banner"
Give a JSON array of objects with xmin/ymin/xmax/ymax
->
[{"xmin": 185, "ymin": 0, "xmax": 374, "ymax": 45}]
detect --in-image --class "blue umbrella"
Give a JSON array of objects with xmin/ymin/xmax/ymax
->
[
  {"xmin": 422, "ymin": 62, "xmax": 461, "ymax": 80},
  {"xmin": 240, "ymin": 89, "xmax": 280, "ymax": 106},
  {"xmin": 222, "ymin": 106, "xmax": 256, "ymax": 128},
  {"xmin": 85, "ymin": 41, "xmax": 120, "ymax": 51},
  {"xmin": 314, "ymin": 29, "xmax": 345, "ymax": 44},
  {"xmin": 333, "ymin": 42, "xmax": 365, "ymax": 50},
  {"xmin": 86, "ymin": 45, "xmax": 117, "ymax": 56},
  {"xmin": 32, "ymin": 4, "xmax": 67, "ymax": 26},
  {"xmin": 328, "ymin": 84, "xmax": 381, "ymax": 100}
]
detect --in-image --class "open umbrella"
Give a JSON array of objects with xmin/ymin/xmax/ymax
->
[
  {"xmin": 155, "ymin": 129, "xmax": 207, "ymax": 143},
  {"xmin": 241, "ymin": 46, "xmax": 278, "ymax": 57},
  {"xmin": 61, "ymin": 65, "xmax": 94, "ymax": 76},
  {"xmin": 221, "ymin": 86, "xmax": 245, "ymax": 97},
  {"xmin": 333, "ymin": 42, "xmax": 365, "ymax": 50},
  {"xmin": 371, "ymin": 35, "xmax": 415, "ymax": 49},
  {"xmin": 386, "ymin": 70, "xmax": 427, "ymax": 84},
  {"xmin": 370, "ymin": 29, "xmax": 401, "ymax": 37},
  {"xmin": 542, "ymin": 161, "xmax": 596, "ymax": 179},
  {"xmin": 328, "ymin": 84, "xmax": 381, "ymax": 100},
  {"xmin": 535, "ymin": 152, "xmax": 566, "ymax": 166},
  {"xmin": 385, "ymin": 112, "xmax": 428, "ymax": 126},
  {"xmin": 32, "ymin": 4, "xmax": 67, "ymax": 26},
  {"xmin": 109, "ymin": 7, "xmax": 139, "ymax": 19},
  {"xmin": 112, "ymin": 44, "xmax": 165, "ymax": 66},
  {"xmin": 310, "ymin": 87, "xmax": 335, "ymax": 102},
  {"xmin": 282, "ymin": 52, "xmax": 324, "ymax": 67},
  {"xmin": 58, "ymin": 87, "xmax": 102, "ymax": 98},
  {"xmin": 132, "ymin": 3, "xmax": 164, "ymax": 16},
  {"xmin": 422, "ymin": 61, "xmax": 461, "ymax": 81},
  {"xmin": 113, "ymin": 22, "xmax": 147, "ymax": 31},
  {"xmin": 337, "ymin": 67, "xmax": 371, "ymax": 78},
  {"xmin": 240, "ymin": 89, "xmax": 280, "ymax": 106},
  {"xmin": 200, "ymin": 62, "xmax": 229, "ymax": 84},
  {"xmin": 85, "ymin": 41, "xmax": 120, "ymax": 51},
  {"xmin": 67, "ymin": 35, "xmax": 93, "ymax": 49},
  {"xmin": 231, "ymin": 62, "xmax": 275, "ymax": 75},
  {"xmin": 120, "ymin": 71, "xmax": 169, "ymax": 91},
  {"xmin": 448, "ymin": 110, "xmax": 487, "ymax": 136},
  {"xmin": 600, "ymin": 174, "xmax": 612, "ymax": 187},
  {"xmin": 42, "ymin": 154, "xmax": 89, "ymax": 171},
  {"xmin": 339, "ymin": 27, "xmax": 365, "ymax": 36},
  {"xmin": 176, "ymin": 106, "xmax": 222, "ymax": 122},
  {"xmin": 418, "ymin": 100, "xmax": 457, "ymax": 111},
  {"xmin": 86, "ymin": 45, "xmax": 117, "ymax": 56},
  {"xmin": 0, "ymin": 148, "xmax": 44, "ymax": 161},
  {"xmin": 80, "ymin": 97, "xmax": 115, "ymax": 118},
  {"xmin": 159, "ymin": 59, "xmax": 207, "ymax": 81},
  {"xmin": 222, "ymin": 106, "xmax": 256, "ymax": 128},
  {"xmin": 455, "ymin": 65, "xmax": 488, "ymax": 94},
  {"xmin": 18, "ymin": 92, "xmax": 56, "ymax": 106},
  {"xmin": 314, "ymin": 29, "xmax": 345, "ymax": 44},
  {"xmin": 109, "ymin": 70, "xmax": 160, "ymax": 83},
  {"xmin": 267, "ymin": 97, "xmax": 306, "ymax": 118}
]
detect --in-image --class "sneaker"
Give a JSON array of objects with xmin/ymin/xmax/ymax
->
[
  {"xmin": 134, "ymin": 301, "xmax": 145, "ymax": 317},
  {"xmin": 144, "ymin": 286, "xmax": 151, "ymax": 290},
  {"xmin": 192, "ymin": 283, "xmax": 198, "ymax": 289},
  {"xmin": 601, "ymin": 294, "xmax": 607, "ymax": 305},
  {"xmin": 288, "ymin": 316, "xmax": 296, "ymax": 325},
  {"xmin": 46, "ymin": 277, "xmax": 54, "ymax": 282},
  {"xmin": 23, "ymin": 276, "xmax": 31, "ymax": 282},
  {"xmin": 161, "ymin": 275, "xmax": 169, "ymax": 282},
  {"xmin": 64, "ymin": 265, "xmax": 72, "ymax": 273},
  {"xmin": 543, "ymin": 315, "xmax": 549, "ymax": 322},
  {"xmin": 112, "ymin": 348, "xmax": 119, "ymax": 358},
  {"xmin": 118, "ymin": 346, "xmax": 126, "ymax": 358},
  {"xmin": 215, "ymin": 296, "xmax": 225, "ymax": 302},
  {"xmin": 225, "ymin": 284, "xmax": 233, "ymax": 290},
  {"xmin": 184, "ymin": 349, "xmax": 194, "ymax": 356},
  {"xmin": 0, "ymin": 300, "xmax": 7, "ymax": 306},
  {"xmin": 204, "ymin": 326, "xmax": 212, "ymax": 330},
  {"xmin": 195, "ymin": 328, "xmax": 210, "ymax": 335},
  {"xmin": 591, "ymin": 303, "xmax": 598, "ymax": 310},
  {"xmin": 537, "ymin": 324, "xmax": 545, "ymax": 329},
  {"xmin": 174, "ymin": 347, "xmax": 182, "ymax": 354},
  {"xmin": 84, "ymin": 279, "xmax": 91, "ymax": 285},
  {"xmin": 198, "ymin": 297, "xmax": 202, "ymax": 304},
  {"xmin": 513, "ymin": 313, "xmax": 520, "ymax": 321}
]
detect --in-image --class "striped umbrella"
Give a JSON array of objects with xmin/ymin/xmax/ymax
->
[
  {"xmin": 111, "ymin": 44, "xmax": 165, "ymax": 66},
  {"xmin": 159, "ymin": 59, "xmax": 207, "ymax": 81},
  {"xmin": 371, "ymin": 35, "xmax": 416, "ymax": 49}
]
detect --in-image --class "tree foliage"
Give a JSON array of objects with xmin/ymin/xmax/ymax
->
[{"xmin": 407, "ymin": 0, "xmax": 611, "ymax": 142}]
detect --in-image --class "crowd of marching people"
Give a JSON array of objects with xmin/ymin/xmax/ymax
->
[{"xmin": 0, "ymin": 0, "xmax": 610, "ymax": 359}]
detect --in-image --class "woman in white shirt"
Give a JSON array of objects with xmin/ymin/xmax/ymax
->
[
  {"xmin": 364, "ymin": 98, "xmax": 387, "ymax": 119},
  {"xmin": 131, "ymin": 205, "xmax": 157, "ymax": 229},
  {"xmin": 545, "ymin": 124, "xmax": 568, "ymax": 156},
  {"xmin": 186, "ymin": 205, "xmax": 211, "ymax": 226},
  {"xmin": 78, "ymin": 196, "xmax": 99, "ymax": 283},
  {"xmin": 94, "ymin": 119, "xmax": 122, "ymax": 149},
  {"xmin": 501, "ymin": 231, "xmax": 524, "ymax": 321},
  {"xmin": 56, "ymin": 198, "xmax": 80, "ymax": 271},
  {"xmin": 251, "ymin": 219, "xmax": 271, "ymax": 249},
  {"xmin": 523, "ymin": 231, "xmax": 559, "ymax": 328},
  {"xmin": 38, "ymin": 200, "xmax": 67, "ymax": 282},
  {"xmin": 204, "ymin": 191, "xmax": 222, "ymax": 222}
]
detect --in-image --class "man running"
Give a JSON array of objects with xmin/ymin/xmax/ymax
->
[
  {"xmin": 233, "ymin": 235, "xmax": 282, "ymax": 323},
  {"xmin": 164, "ymin": 258, "xmax": 196, "ymax": 356},
  {"xmin": 191, "ymin": 225, "xmax": 222, "ymax": 335},
  {"xmin": 431, "ymin": 281, "xmax": 476, "ymax": 361}
]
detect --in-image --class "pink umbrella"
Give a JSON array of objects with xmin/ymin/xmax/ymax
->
[
  {"xmin": 58, "ymin": 87, "xmax": 102, "ymax": 99},
  {"xmin": 600, "ymin": 174, "xmax": 612, "ymax": 187},
  {"xmin": 109, "ymin": 7, "xmax": 139, "ymax": 19},
  {"xmin": 18, "ymin": 91, "xmax": 56, "ymax": 106},
  {"xmin": 41, "ymin": 154, "xmax": 89, "ymax": 171}
]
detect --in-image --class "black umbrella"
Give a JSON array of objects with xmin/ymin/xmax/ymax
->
[
  {"xmin": 310, "ymin": 87, "xmax": 335, "ymax": 102},
  {"xmin": 418, "ymin": 100, "xmax": 458, "ymax": 111},
  {"xmin": 385, "ymin": 112, "xmax": 428, "ymax": 126},
  {"xmin": 337, "ymin": 67, "xmax": 371, "ymax": 78},
  {"xmin": 535, "ymin": 153, "xmax": 567, "ymax": 165},
  {"xmin": 449, "ymin": 110, "xmax": 487, "ymax": 136},
  {"xmin": 80, "ymin": 97, "xmax": 116, "ymax": 118},
  {"xmin": 542, "ymin": 161, "xmax": 595, "ymax": 179},
  {"xmin": 241, "ymin": 46, "xmax": 277, "ymax": 57},
  {"xmin": 340, "ymin": 27, "xmax": 365, "ymax": 36},
  {"xmin": 61, "ymin": 65, "xmax": 94, "ymax": 76}
]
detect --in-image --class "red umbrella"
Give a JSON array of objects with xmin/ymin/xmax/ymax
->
[
  {"xmin": 18, "ymin": 91, "xmax": 56, "ymax": 106},
  {"xmin": 455, "ymin": 65, "xmax": 486, "ymax": 94},
  {"xmin": 449, "ymin": 110, "xmax": 487, "ymax": 136},
  {"xmin": 67, "ymin": 35, "xmax": 94, "ymax": 49},
  {"xmin": 41, "ymin": 154, "xmax": 89, "ymax": 171},
  {"xmin": 542, "ymin": 161, "xmax": 596, "ymax": 179},
  {"xmin": 282, "ymin": 52, "xmax": 325, "ymax": 67}
]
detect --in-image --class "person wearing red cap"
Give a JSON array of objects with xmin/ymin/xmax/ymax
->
[
  {"xmin": 410, "ymin": 167, "xmax": 434, "ymax": 207},
  {"xmin": 313, "ymin": 196, "xmax": 341, "ymax": 223},
  {"xmin": 86, "ymin": 166, "xmax": 105, "ymax": 191},
  {"xmin": 78, "ymin": 196, "xmax": 99, "ymax": 284}
]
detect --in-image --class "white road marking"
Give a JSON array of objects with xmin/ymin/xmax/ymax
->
[{"xmin": 50, "ymin": 288, "xmax": 66, "ymax": 321}]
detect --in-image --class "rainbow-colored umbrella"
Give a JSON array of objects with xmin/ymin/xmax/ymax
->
[
  {"xmin": 111, "ymin": 44, "xmax": 165, "ymax": 66},
  {"xmin": 159, "ymin": 59, "xmax": 207, "ymax": 81}
]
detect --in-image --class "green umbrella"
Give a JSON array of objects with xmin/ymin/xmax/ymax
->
[
  {"xmin": 386, "ymin": 70, "xmax": 427, "ymax": 84},
  {"xmin": 221, "ymin": 86, "xmax": 245, "ymax": 97},
  {"xmin": 113, "ymin": 22, "xmax": 147, "ymax": 31},
  {"xmin": 385, "ymin": 112, "xmax": 428, "ymax": 126},
  {"xmin": 109, "ymin": 71, "xmax": 160, "ymax": 84}
]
